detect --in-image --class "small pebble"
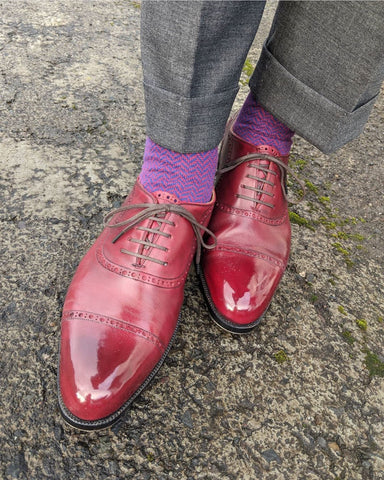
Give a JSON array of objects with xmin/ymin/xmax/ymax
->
[
  {"xmin": 328, "ymin": 442, "xmax": 340, "ymax": 452},
  {"xmin": 317, "ymin": 437, "xmax": 327, "ymax": 449},
  {"xmin": 261, "ymin": 449, "xmax": 282, "ymax": 464}
]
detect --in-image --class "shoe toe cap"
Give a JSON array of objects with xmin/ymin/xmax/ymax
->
[
  {"xmin": 59, "ymin": 312, "xmax": 164, "ymax": 424},
  {"xmin": 203, "ymin": 251, "xmax": 283, "ymax": 326}
]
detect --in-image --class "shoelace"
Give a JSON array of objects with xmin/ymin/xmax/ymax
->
[
  {"xmin": 218, "ymin": 153, "xmax": 305, "ymax": 206},
  {"xmin": 104, "ymin": 203, "xmax": 217, "ymax": 265}
]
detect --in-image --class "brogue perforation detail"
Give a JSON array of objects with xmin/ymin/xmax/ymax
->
[
  {"xmin": 96, "ymin": 248, "xmax": 191, "ymax": 288},
  {"xmin": 214, "ymin": 201, "xmax": 287, "ymax": 225},
  {"xmin": 215, "ymin": 244, "xmax": 285, "ymax": 268},
  {"xmin": 63, "ymin": 310, "xmax": 165, "ymax": 352}
]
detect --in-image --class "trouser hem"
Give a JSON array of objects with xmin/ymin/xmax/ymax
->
[
  {"xmin": 143, "ymin": 82, "xmax": 239, "ymax": 153},
  {"xmin": 250, "ymin": 44, "xmax": 379, "ymax": 154}
]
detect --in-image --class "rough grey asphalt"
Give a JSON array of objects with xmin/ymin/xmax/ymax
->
[{"xmin": 0, "ymin": 2, "xmax": 383, "ymax": 479}]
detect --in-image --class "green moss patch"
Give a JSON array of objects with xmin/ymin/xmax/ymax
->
[
  {"xmin": 342, "ymin": 330, "xmax": 356, "ymax": 345},
  {"xmin": 289, "ymin": 211, "xmax": 315, "ymax": 231},
  {"xmin": 289, "ymin": 157, "xmax": 367, "ymax": 268},
  {"xmin": 274, "ymin": 350, "xmax": 289, "ymax": 364},
  {"xmin": 356, "ymin": 319, "xmax": 367, "ymax": 331},
  {"xmin": 363, "ymin": 349, "xmax": 384, "ymax": 377},
  {"xmin": 240, "ymin": 58, "xmax": 254, "ymax": 85}
]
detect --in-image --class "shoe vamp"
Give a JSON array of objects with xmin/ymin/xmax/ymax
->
[
  {"xmin": 210, "ymin": 211, "xmax": 290, "ymax": 263},
  {"xmin": 63, "ymin": 243, "xmax": 185, "ymax": 346}
]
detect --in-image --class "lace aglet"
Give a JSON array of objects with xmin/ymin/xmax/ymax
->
[{"xmin": 112, "ymin": 229, "xmax": 126, "ymax": 243}]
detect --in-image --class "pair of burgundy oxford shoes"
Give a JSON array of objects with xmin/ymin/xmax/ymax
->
[{"xmin": 58, "ymin": 118, "xmax": 294, "ymax": 430}]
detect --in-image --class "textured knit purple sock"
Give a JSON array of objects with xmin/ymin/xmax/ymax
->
[
  {"xmin": 233, "ymin": 93, "xmax": 294, "ymax": 156},
  {"xmin": 139, "ymin": 138, "xmax": 217, "ymax": 203}
]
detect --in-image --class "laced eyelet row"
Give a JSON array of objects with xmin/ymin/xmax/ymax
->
[
  {"xmin": 104, "ymin": 203, "xmax": 217, "ymax": 266},
  {"xmin": 218, "ymin": 153, "xmax": 305, "ymax": 206}
]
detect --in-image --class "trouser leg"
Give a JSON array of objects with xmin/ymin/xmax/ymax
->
[
  {"xmin": 250, "ymin": 1, "xmax": 384, "ymax": 154},
  {"xmin": 141, "ymin": 0, "xmax": 266, "ymax": 153}
]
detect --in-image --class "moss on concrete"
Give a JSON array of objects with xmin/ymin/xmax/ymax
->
[
  {"xmin": 240, "ymin": 58, "xmax": 254, "ymax": 86},
  {"xmin": 342, "ymin": 330, "xmax": 356, "ymax": 345},
  {"xmin": 363, "ymin": 349, "xmax": 384, "ymax": 377},
  {"xmin": 289, "ymin": 211, "xmax": 315, "ymax": 230},
  {"xmin": 356, "ymin": 319, "xmax": 368, "ymax": 331},
  {"xmin": 274, "ymin": 350, "xmax": 289, "ymax": 364}
]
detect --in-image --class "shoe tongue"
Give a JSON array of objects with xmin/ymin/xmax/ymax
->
[
  {"xmin": 228, "ymin": 134, "xmax": 288, "ymax": 165},
  {"xmin": 153, "ymin": 191, "xmax": 181, "ymax": 205}
]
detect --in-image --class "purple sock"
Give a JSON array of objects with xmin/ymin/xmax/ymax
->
[
  {"xmin": 233, "ymin": 93, "xmax": 294, "ymax": 156},
  {"xmin": 139, "ymin": 138, "xmax": 217, "ymax": 203}
]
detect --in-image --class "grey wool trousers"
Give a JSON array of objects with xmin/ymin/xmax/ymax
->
[{"xmin": 141, "ymin": 1, "xmax": 384, "ymax": 154}]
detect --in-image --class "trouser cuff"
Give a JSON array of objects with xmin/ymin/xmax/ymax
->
[
  {"xmin": 250, "ymin": 44, "xmax": 379, "ymax": 154},
  {"xmin": 143, "ymin": 82, "xmax": 239, "ymax": 153}
]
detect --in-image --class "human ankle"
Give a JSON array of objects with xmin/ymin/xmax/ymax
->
[
  {"xmin": 139, "ymin": 138, "xmax": 217, "ymax": 203},
  {"xmin": 233, "ymin": 93, "xmax": 294, "ymax": 156}
]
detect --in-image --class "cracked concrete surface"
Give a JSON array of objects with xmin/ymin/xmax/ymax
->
[{"xmin": 0, "ymin": 2, "xmax": 383, "ymax": 479}]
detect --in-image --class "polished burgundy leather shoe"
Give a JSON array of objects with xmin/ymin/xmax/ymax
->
[
  {"xmin": 58, "ymin": 179, "xmax": 215, "ymax": 429},
  {"xmin": 198, "ymin": 118, "xmax": 301, "ymax": 334}
]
